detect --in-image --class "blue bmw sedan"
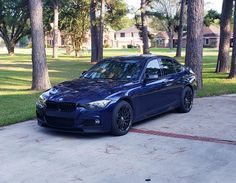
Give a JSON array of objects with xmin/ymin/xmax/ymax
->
[{"xmin": 36, "ymin": 55, "xmax": 196, "ymax": 136}]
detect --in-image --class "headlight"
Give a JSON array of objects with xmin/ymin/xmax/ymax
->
[
  {"xmin": 83, "ymin": 100, "xmax": 111, "ymax": 110},
  {"xmin": 36, "ymin": 95, "xmax": 46, "ymax": 107}
]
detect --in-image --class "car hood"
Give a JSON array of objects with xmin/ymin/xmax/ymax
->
[{"xmin": 44, "ymin": 78, "xmax": 136, "ymax": 104}]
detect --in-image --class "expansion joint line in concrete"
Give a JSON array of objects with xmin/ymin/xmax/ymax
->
[{"xmin": 131, "ymin": 128, "xmax": 236, "ymax": 146}]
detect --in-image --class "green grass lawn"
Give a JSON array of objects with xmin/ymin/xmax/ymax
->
[{"xmin": 0, "ymin": 47, "xmax": 236, "ymax": 126}]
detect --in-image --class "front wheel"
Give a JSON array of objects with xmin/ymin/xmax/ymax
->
[
  {"xmin": 111, "ymin": 101, "xmax": 133, "ymax": 136},
  {"xmin": 177, "ymin": 86, "xmax": 194, "ymax": 113}
]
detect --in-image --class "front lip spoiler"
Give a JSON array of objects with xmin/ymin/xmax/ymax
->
[
  {"xmin": 39, "ymin": 123, "xmax": 84, "ymax": 133},
  {"xmin": 38, "ymin": 122, "xmax": 108, "ymax": 134}
]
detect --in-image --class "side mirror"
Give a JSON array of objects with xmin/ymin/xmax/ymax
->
[
  {"xmin": 80, "ymin": 70, "xmax": 87, "ymax": 77},
  {"xmin": 144, "ymin": 73, "xmax": 159, "ymax": 82}
]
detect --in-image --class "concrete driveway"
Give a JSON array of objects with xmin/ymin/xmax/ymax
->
[{"xmin": 0, "ymin": 95, "xmax": 236, "ymax": 183}]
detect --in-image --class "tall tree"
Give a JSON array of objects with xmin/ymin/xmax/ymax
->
[
  {"xmin": 90, "ymin": 0, "xmax": 107, "ymax": 62},
  {"xmin": 105, "ymin": 0, "xmax": 130, "ymax": 30},
  {"xmin": 60, "ymin": 0, "xmax": 90, "ymax": 57},
  {"xmin": 216, "ymin": 0, "xmax": 233, "ymax": 73},
  {"xmin": 90, "ymin": 0, "xmax": 129, "ymax": 61},
  {"xmin": 140, "ymin": 0, "xmax": 150, "ymax": 54},
  {"xmin": 90, "ymin": 0, "xmax": 99, "ymax": 62},
  {"xmin": 147, "ymin": 0, "xmax": 180, "ymax": 49},
  {"xmin": 175, "ymin": 0, "xmax": 185, "ymax": 57},
  {"xmin": 52, "ymin": 0, "xmax": 59, "ymax": 59},
  {"xmin": 29, "ymin": 0, "xmax": 51, "ymax": 90},
  {"xmin": 0, "ymin": 0, "xmax": 30, "ymax": 55},
  {"xmin": 229, "ymin": 2, "xmax": 236, "ymax": 79},
  {"xmin": 185, "ymin": 0, "xmax": 204, "ymax": 90},
  {"xmin": 204, "ymin": 9, "xmax": 220, "ymax": 27},
  {"xmin": 98, "ymin": 0, "xmax": 105, "ymax": 61}
]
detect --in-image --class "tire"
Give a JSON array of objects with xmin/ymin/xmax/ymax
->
[
  {"xmin": 177, "ymin": 86, "xmax": 194, "ymax": 113},
  {"xmin": 111, "ymin": 101, "xmax": 133, "ymax": 136}
]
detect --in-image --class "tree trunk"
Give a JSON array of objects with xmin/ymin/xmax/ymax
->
[
  {"xmin": 169, "ymin": 37, "xmax": 173, "ymax": 49},
  {"xmin": 52, "ymin": 0, "xmax": 59, "ymax": 59},
  {"xmin": 176, "ymin": 0, "xmax": 185, "ymax": 57},
  {"xmin": 216, "ymin": 0, "xmax": 233, "ymax": 73},
  {"xmin": 168, "ymin": 29, "xmax": 174, "ymax": 49},
  {"xmin": 6, "ymin": 41, "xmax": 15, "ymax": 56},
  {"xmin": 229, "ymin": 2, "xmax": 236, "ymax": 79},
  {"xmin": 185, "ymin": 0, "xmax": 204, "ymax": 90},
  {"xmin": 90, "ymin": 0, "xmax": 99, "ymax": 62},
  {"xmin": 75, "ymin": 50, "xmax": 79, "ymax": 57},
  {"xmin": 141, "ymin": 0, "xmax": 149, "ymax": 54},
  {"xmin": 98, "ymin": 0, "xmax": 105, "ymax": 61},
  {"xmin": 29, "ymin": 0, "xmax": 51, "ymax": 90}
]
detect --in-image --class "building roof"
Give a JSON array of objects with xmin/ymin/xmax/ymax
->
[
  {"xmin": 105, "ymin": 26, "xmax": 116, "ymax": 33},
  {"xmin": 155, "ymin": 31, "xmax": 179, "ymax": 39},
  {"xmin": 116, "ymin": 25, "xmax": 157, "ymax": 35},
  {"xmin": 156, "ymin": 31, "xmax": 169, "ymax": 39},
  {"xmin": 181, "ymin": 25, "xmax": 220, "ymax": 39},
  {"xmin": 116, "ymin": 26, "xmax": 140, "ymax": 34},
  {"xmin": 203, "ymin": 25, "xmax": 220, "ymax": 37}
]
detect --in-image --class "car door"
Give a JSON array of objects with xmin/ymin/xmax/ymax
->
[
  {"xmin": 159, "ymin": 58, "xmax": 183, "ymax": 107},
  {"xmin": 132, "ymin": 58, "xmax": 169, "ymax": 119}
]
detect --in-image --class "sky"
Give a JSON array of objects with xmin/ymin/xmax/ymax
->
[{"xmin": 125, "ymin": 0, "xmax": 223, "ymax": 13}]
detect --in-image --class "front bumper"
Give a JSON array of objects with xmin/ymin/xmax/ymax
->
[{"xmin": 36, "ymin": 104, "xmax": 114, "ymax": 133}]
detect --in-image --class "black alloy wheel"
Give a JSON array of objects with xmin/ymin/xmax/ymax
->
[
  {"xmin": 111, "ymin": 101, "xmax": 133, "ymax": 136},
  {"xmin": 184, "ymin": 89, "xmax": 193, "ymax": 110},
  {"xmin": 178, "ymin": 86, "xmax": 194, "ymax": 113}
]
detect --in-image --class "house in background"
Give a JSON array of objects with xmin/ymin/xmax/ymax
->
[
  {"xmin": 152, "ymin": 25, "xmax": 221, "ymax": 49},
  {"xmin": 43, "ymin": 25, "xmax": 227, "ymax": 50},
  {"xmin": 152, "ymin": 32, "xmax": 179, "ymax": 48},
  {"xmin": 114, "ymin": 26, "xmax": 144, "ymax": 48},
  {"xmin": 153, "ymin": 32, "xmax": 169, "ymax": 48},
  {"xmin": 114, "ymin": 26, "xmax": 157, "ymax": 48},
  {"xmin": 45, "ymin": 31, "xmax": 64, "ymax": 48},
  {"xmin": 84, "ymin": 27, "xmax": 116, "ymax": 49},
  {"xmin": 45, "ymin": 26, "xmax": 116, "ymax": 49},
  {"xmin": 202, "ymin": 25, "xmax": 220, "ymax": 48},
  {"xmin": 180, "ymin": 25, "xmax": 221, "ymax": 48}
]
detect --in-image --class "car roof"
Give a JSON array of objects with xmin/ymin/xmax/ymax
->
[{"xmin": 103, "ymin": 55, "xmax": 174, "ymax": 62}]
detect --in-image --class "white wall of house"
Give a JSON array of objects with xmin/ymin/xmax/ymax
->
[
  {"xmin": 203, "ymin": 37, "xmax": 220, "ymax": 48},
  {"xmin": 115, "ymin": 31, "xmax": 143, "ymax": 48}
]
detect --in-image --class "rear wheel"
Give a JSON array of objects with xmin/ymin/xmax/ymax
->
[
  {"xmin": 178, "ymin": 86, "xmax": 194, "ymax": 113},
  {"xmin": 111, "ymin": 101, "xmax": 133, "ymax": 136}
]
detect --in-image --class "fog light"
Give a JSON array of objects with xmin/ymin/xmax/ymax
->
[
  {"xmin": 95, "ymin": 119, "xmax": 101, "ymax": 125},
  {"xmin": 83, "ymin": 119, "xmax": 101, "ymax": 126}
]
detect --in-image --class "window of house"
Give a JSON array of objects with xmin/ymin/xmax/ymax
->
[
  {"xmin": 120, "ymin": 33, "xmax": 125, "ymax": 37},
  {"xmin": 205, "ymin": 38, "xmax": 209, "ymax": 45}
]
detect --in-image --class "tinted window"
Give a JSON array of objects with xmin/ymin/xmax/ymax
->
[
  {"xmin": 83, "ymin": 60, "xmax": 143, "ymax": 81},
  {"xmin": 173, "ymin": 61, "xmax": 184, "ymax": 73},
  {"xmin": 145, "ymin": 59, "xmax": 162, "ymax": 76},
  {"xmin": 160, "ymin": 59, "xmax": 176, "ymax": 75}
]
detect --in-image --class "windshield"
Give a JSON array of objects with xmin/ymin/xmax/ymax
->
[{"xmin": 83, "ymin": 60, "xmax": 143, "ymax": 81}]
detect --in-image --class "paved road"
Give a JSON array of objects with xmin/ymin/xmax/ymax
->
[{"xmin": 0, "ymin": 95, "xmax": 236, "ymax": 183}]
